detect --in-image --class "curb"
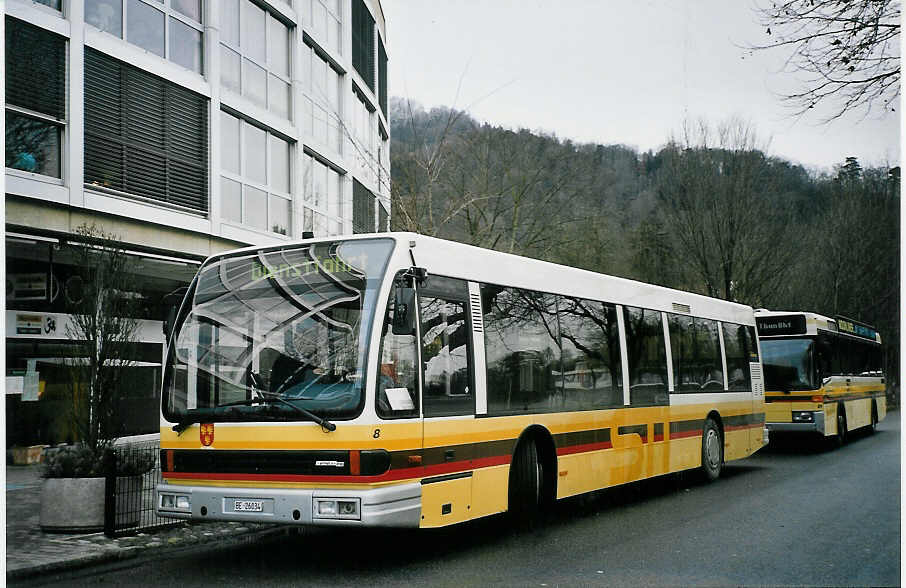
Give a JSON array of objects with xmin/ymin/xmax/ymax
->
[{"xmin": 7, "ymin": 525, "xmax": 285, "ymax": 583}]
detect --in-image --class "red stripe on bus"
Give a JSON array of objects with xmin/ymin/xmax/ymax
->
[
  {"xmin": 669, "ymin": 429, "xmax": 702, "ymax": 439},
  {"xmin": 724, "ymin": 423, "xmax": 764, "ymax": 432},
  {"xmin": 556, "ymin": 441, "xmax": 613, "ymax": 456},
  {"xmin": 161, "ymin": 470, "xmax": 420, "ymax": 484},
  {"xmin": 161, "ymin": 454, "xmax": 514, "ymax": 485}
]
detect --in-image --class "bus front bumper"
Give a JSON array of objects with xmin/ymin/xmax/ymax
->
[
  {"xmin": 156, "ymin": 482, "xmax": 421, "ymax": 528},
  {"xmin": 766, "ymin": 411, "xmax": 825, "ymax": 434}
]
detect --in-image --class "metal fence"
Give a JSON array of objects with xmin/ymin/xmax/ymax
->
[{"xmin": 104, "ymin": 440, "xmax": 181, "ymax": 537}]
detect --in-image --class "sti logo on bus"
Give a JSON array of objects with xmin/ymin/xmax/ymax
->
[
  {"xmin": 200, "ymin": 423, "xmax": 214, "ymax": 446},
  {"xmin": 756, "ymin": 315, "xmax": 806, "ymax": 336}
]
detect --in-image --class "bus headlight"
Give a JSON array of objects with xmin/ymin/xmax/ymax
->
[
  {"xmin": 792, "ymin": 411, "xmax": 815, "ymax": 423},
  {"xmin": 159, "ymin": 492, "xmax": 191, "ymax": 512},
  {"xmin": 313, "ymin": 498, "xmax": 360, "ymax": 520}
]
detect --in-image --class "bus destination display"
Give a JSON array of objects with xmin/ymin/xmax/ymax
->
[{"xmin": 755, "ymin": 315, "xmax": 807, "ymax": 336}]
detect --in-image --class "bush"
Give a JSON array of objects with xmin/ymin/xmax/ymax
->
[{"xmin": 42, "ymin": 444, "xmax": 155, "ymax": 478}]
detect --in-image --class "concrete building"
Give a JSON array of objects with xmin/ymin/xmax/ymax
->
[{"xmin": 5, "ymin": 0, "xmax": 391, "ymax": 445}]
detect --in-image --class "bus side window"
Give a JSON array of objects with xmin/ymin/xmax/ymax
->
[
  {"xmin": 744, "ymin": 326, "xmax": 759, "ymax": 362},
  {"xmin": 623, "ymin": 306, "xmax": 668, "ymax": 406},
  {"xmin": 722, "ymin": 322, "xmax": 750, "ymax": 392},
  {"xmin": 483, "ymin": 286, "xmax": 560, "ymax": 414},
  {"xmin": 376, "ymin": 273, "xmax": 419, "ymax": 419},
  {"xmin": 420, "ymin": 281, "xmax": 474, "ymax": 417},
  {"xmin": 559, "ymin": 297, "xmax": 623, "ymax": 408},
  {"xmin": 668, "ymin": 314, "xmax": 697, "ymax": 393},
  {"xmin": 816, "ymin": 335, "xmax": 834, "ymax": 381}
]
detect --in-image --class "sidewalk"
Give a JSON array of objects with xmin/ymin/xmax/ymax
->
[{"xmin": 6, "ymin": 464, "xmax": 280, "ymax": 581}]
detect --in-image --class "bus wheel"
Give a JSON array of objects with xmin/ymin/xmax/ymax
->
[
  {"xmin": 870, "ymin": 402, "xmax": 878, "ymax": 434},
  {"xmin": 834, "ymin": 404, "xmax": 847, "ymax": 447},
  {"xmin": 700, "ymin": 418, "xmax": 723, "ymax": 482},
  {"xmin": 509, "ymin": 438, "xmax": 542, "ymax": 520}
]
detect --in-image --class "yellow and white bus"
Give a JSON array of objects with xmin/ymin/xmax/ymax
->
[
  {"xmin": 156, "ymin": 233, "xmax": 768, "ymax": 528},
  {"xmin": 754, "ymin": 310, "xmax": 886, "ymax": 445}
]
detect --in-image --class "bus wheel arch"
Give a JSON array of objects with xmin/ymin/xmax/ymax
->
[
  {"xmin": 701, "ymin": 412, "xmax": 723, "ymax": 482},
  {"xmin": 508, "ymin": 425, "xmax": 557, "ymax": 517}
]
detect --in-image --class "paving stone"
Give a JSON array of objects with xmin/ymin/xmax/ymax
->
[{"xmin": 6, "ymin": 465, "xmax": 279, "ymax": 581}]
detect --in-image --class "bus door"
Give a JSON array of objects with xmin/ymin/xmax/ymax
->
[{"xmin": 417, "ymin": 276, "xmax": 476, "ymax": 527}]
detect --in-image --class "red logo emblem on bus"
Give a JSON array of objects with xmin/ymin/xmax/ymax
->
[{"xmin": 200, "ymin": 423, "xmax": 214, "ymax": 446}]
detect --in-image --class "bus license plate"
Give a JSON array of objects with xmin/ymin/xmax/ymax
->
[{"xmin": 234, "ymin": 500, "xmax": 263, "ymax": 512}]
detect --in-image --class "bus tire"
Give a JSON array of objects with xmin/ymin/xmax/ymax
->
[
  {"xmin": 834, "ymin": 403, "xmax": 847, "ymax": 447},
  {"xmin": 509, "ymin": 438, "xmax": 542, "ymax": 521},
  {"xmin": 870, "ymin": 401, "xmax": 878, "ymax": 434},
  {"xmin": 700, "ymin": 418, "xmax": 723, "ymax": 482}
]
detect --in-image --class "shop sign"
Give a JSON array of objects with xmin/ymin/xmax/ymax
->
[
  {"xmin": 14, "ymin": 313, "xmax": 58, "ymax": 336},
  {"xmin": 15, "ymin": 314, "xmax": 43, "ymax": 335}
]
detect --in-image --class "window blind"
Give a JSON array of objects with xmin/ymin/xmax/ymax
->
[
  {"xmin": 5, "ymin": 16, "xmax": 66, "ymax": 118},
  {"xmin": 84, "ymin": 48, "xmax": 208, "ymax": 213},
  {"xmin": 351, "ymin": 0, "xmax": 375, "ymax": 91},
  {"xmin": 352, "ymin": 179, "xmax": 375, "ymax": 233}
]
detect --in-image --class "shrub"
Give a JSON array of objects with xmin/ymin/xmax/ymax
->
[{"xmin": 43, "ymin": 443, "xmax": 155, "ymax": 478}]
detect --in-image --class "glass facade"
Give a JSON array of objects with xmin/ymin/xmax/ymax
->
[
  {"xmin": 5, "ymin": 1, "xmax": 390, "ymax": 445},
  {"xmin": 86, "ymin": 0, "xmax": 204, "ymax": 73},
  {"xmin": 221, "ymin": 0, "xmax": 291, "ymax": 118},
  {"xmin": 220, "ymin": 111, "xmax": 293, "ymax": 235}
]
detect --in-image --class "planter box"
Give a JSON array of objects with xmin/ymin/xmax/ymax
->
[
  {"xmin": 40, "ymin": 477, "xmax": 105, "ymax": 533},
  {"xmin": 39, "ymin": 475, "xmax": 144, "ymax": 533}
]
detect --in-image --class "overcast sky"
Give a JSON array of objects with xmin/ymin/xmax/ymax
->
[{"xmin": 382, "ymin": 0, "xmax": 900, "ymax": 173}]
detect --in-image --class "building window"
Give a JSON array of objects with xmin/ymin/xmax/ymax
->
[
  {"xmin": 378, "ymin": 202, "xmax": 388, "ymax": 232},
  {"xmin": 84, "ymin": 48, "xmax": 209, "ymax": 212},
  {"xmin": 220, "ymin": 0, "xmax": 291, "ymax": 119},
  {"xmin": 301, "ymin": 153, "xmax": 344, "ymax": 236},
  {"xmin": 352, "ymin": 179, "xmax": 375, "ymax": 233},
  {"xmin": 351, "ymin": 0, "xmax": 374, "ymax": 90},
  {"xmin": 378, "ymin": 37, "xmax": 387, "ymax": 118},
  {"xmin": 28, "ymin": 0, "xmax": 62, "ymax": 11},
  {"xmin": 378, "ymin": 132, "xmax": 390, "ymax": 196},
  {"xmin": 299, "ymin": 0, "xmax": 342, "ymax": 55},
  {"xmin": 5, "ymin": 17, "xmax": 66, "ymax": 178},
  {"xmin": 301, "ymin": 43, "xmax": 342, "ymax": 152},
  {"xmin": 220, "ymin": 111, "xmax": 292, "ymax": 235},
  {"xmin": 351, "ymin": 89, "xmax": 377, "ymax": 185},
  {"xmin": 85, "ymin": 0, "xmax": 204, "ymax": 74}
]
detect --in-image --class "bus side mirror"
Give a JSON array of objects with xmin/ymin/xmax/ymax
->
[{"xmin": 392, "ymin": 287, "xmax": 417, "ymax": 336}]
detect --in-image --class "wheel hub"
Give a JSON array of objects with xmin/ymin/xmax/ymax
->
[{"xmin": 706, "ymin": 430, "xmax": 720, "ymax": 468}]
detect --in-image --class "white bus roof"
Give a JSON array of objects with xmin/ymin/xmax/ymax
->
[{"xmin": 204, "ymin": 232, "xmax": 757, "ymax": 326}]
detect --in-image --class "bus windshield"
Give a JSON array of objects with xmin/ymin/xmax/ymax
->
[
  {"xmin": 162, "ymin": 238, "xmax": 394, "ymax": 424},
  {"xmin": 760, "ymin": 337, "xmax": 816, "ymax": 391}
]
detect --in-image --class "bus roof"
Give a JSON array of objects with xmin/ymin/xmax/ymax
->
[{"xmin": 202, "ymin": 232, "xmax": 757, "ymax": 326}]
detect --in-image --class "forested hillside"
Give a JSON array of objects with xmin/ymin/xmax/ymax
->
[{"xmin": 388, "ymin": 97, "xmax": 900, "ymax": 389}]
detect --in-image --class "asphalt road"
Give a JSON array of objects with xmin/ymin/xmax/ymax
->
[{"xmin": 22, "ymin": 415, "xmax": 900, "ymax": 587}]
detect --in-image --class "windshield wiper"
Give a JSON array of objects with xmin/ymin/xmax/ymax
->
[{"xmin": 172, "ymin": 389, "xmax": 336, "ymax": 434}]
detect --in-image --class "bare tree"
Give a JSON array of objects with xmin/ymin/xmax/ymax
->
[
  {"xmin": 749, "ymin": 0, "xmax": 900, "ymax": 120},
  {"xmin": 655, "ymin": 118, "xmax": 793, "ymax": 303},
  {"xmin": 390, "ymin": 102, "xmax": 589, "ymax": 260},
  {"xmin": 447, "ymin": 126, "xmax": 586, "ymax": 258},
  {"xmin": 389, "ymin": 98, "xmax": 482, "ymax": 236},
  {"xmin": 63, "ymin": 224, "xmax": 140, "ymax": 454}
]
